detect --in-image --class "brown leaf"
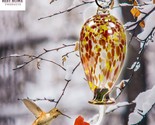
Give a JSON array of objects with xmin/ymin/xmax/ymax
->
[
  {"xmin": 133, "ymin": 0, "xmax": 138, "ymax": 6},
  {"xmin": 62, "ymin": 56, "xmax": 67, "ymax": 66},
  {"xmin": 130, "ymin": 7, "xmax": 141, "ymax": 17},
  {"xmin": 110, "ymin": 0, "xmax": 114, "ymax": 9},
  {"xmin": 139, "ymin": 21, "xmax": 145, "ymax": 28},
  {"xmin": 120, "ymin": 81, "xmax": 125, "ymax": 90},
  {"xmin": 74, "ymin": 41, "xmax": 79, "ymax": 51},
  {"xmin": 37, "ymin": 59, "xmax": 41, "ymax": 70}
]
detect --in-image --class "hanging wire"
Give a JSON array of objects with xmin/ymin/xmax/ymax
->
[{"xmin": 95, "ymin": 0, "xmax": 113, "ymax": 9}]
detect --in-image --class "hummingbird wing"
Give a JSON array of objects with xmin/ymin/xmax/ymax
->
[{"xmin": 22, "ymin": 99, "xmax": 44, "ymax": 118}]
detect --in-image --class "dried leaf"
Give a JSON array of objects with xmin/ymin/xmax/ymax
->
[
  {"xmin": 62, "ymin": 56, "xmax": 67, "ymax": 66},
  {"xmin": 139, "ymin": 21, "xmax": 145, "ymax": 28},
  {"xmin": 37, "ymin": 59, "xmax": 41, "ymax": 69},
  {"xmin": 74, "ymin": 116, "xmax": 90, "ymax": 125},
  {"xmin": 119, "ymin": 81, "xmax": 125, "ymax": 90},
  {"xmin": 110, "ymin": 0, "xmax": 114, "ymax": 9},
  {"xmin": 130, "ymin": 7, "xmax": 141, "ymax": 17},
  {"xmin": 74, "ymin": 41, "xmax": 79, "ymax": 51},
  {"xmin": 133, "ymin": 0, "xmax": 138, "ymax": 6}
]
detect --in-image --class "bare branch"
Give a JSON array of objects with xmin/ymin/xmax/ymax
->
[
  {"xmin": 11, "ymin": 54, "xmax": 66, "ymax": 71},
  {"xmin": 44, "ymin": 43, "xmax": 75, "ymax": 52},
  {"xmin": 55, "ymin": 62, "xmax": 81, "ymax": 107},
  {"xmin": 50, "ymin": 0, "xmax": 57, "ymax": 4},
  {"xmin": 18, "ymin": 97, "xmax": 57, "ymax": 103},
  {"xmin": 38, "ymin": 1, "xmax": 94, "ymax": 20},
  {"xmin": 1, "ymin": 43, "xmax": 75, "ymax": 71},
  {"xmin": 62, "ymin": 50, "xmax": 76, "ymax": 58}
]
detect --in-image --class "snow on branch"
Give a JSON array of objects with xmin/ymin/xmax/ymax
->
[
  {"xmin": 115, "ymin": 4, "xmax": 155, "ymax": 101},
  {"xmin": 128, "ymin": 86, "xmax": 155, "ymax": 125},
  {"xmin": 105, "ymin": 102, "xmax": 133, "ymax": 114}
]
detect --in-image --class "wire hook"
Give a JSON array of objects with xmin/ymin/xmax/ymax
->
[{"xmin": 95, "ymin": 0, "xmax": 113, "ymax": 9}]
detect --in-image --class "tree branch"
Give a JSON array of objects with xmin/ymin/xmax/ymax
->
[
  {"xmin": 115, "ymin": 27, "xmax": 155, "ymax": 100},
  {"xmin": 18, "ymin": 97, "xmax": 57, "ymax": 103},
  {"xmin": 0, "ymin": 43, "xmax": 75, "ymax": 71},
  {"xmin": 50, "ymin": 0, "xmax": 57, "ymax": 4},
  {"xmin": 38, "ymin": 1, "xmax": 94, "ymax": 20},
  {"xmin": 55, "ymin": 62, "xmax": 81, "ymax": 107}
]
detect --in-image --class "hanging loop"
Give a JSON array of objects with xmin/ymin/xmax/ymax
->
[{"xmin": 95, "ymin": 0, "xmax": 113, "ymax": 9}]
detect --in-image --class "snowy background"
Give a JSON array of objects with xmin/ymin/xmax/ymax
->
[{"xmin": 0, "ymin": 0, "xmax": 155, "ymax": 125}]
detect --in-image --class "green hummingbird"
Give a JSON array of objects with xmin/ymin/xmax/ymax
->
[{"xmin": 22, "ymin": 99, "xmax": 70, "ymax": 125}]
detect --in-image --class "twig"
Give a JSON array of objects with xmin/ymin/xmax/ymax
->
[
  {"xmin": 38, "ymin": 1, "xmax": 94, "ymax": 20},
  {"xmin": 62, "ymin": 50, "xmax": 76, "ymax": 58},
  {"xmin": 18, "ymin": 97, "xmax": 57, "ymax": 103},
  {"xmin": 2, "ymin": 54, "xmax": 66, "ymax": 71},
  {"xmin": 0, "ymin": 43, "xmax": 75, "ymax": 70},
  {"xmin": 55, "ymin": 62, "xmax": 81, "ymax": 107},
  {"xmin": 50, "ymin": 0, "xmax": 57, "ymax": 4}
]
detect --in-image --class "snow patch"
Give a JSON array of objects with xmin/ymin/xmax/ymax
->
[
  {"xmin": 105, "ymin": 102, "xmax": 129, "ymax": 113},
  {"xmin": 128, "ymin": 86, "xmax": 155, "ymax": 124},
  {"xmin": 128, "ymin": 112, "xmax": 143, "ymax": 125}
]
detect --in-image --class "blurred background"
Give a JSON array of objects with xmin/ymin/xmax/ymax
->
[{"xmin": 0, "ymin": 0, "xmax": 155, "ymax": 125}]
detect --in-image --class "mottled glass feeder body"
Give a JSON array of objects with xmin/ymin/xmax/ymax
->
[{"xmin": 79, "ymin": 14, "xmax": 126, "ymax": 104}]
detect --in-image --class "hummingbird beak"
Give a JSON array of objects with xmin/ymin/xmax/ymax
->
[{"xmin": 60, "ymin": 111, "xmax": 71, "ymax": 119}]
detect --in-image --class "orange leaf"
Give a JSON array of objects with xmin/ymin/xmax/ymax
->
[
  {"xmin": 130, "ymin": 7, "xmax": 141, "ymax": 17},
  {"xmin": 139, "ymin": 21, "xmax": 145, "ymax": 28},
  {"xmin": 74, "ymin": 116, "xmax": 90, "ymax": 125},
  {"xmin": 133, "ymin": 0, "xmax": 138, "ymax": 6}
]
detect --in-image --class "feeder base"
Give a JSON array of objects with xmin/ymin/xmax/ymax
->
[{"xmin": 88, "ymin": 98, "xmax": 115, "ymax": 105}]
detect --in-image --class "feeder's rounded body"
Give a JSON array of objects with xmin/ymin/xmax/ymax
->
[{"xmin": 79, "ymin": 14, "xmax": 126, "ymax": 104}]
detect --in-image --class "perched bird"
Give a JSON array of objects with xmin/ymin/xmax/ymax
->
[{"xmin": 22, "ymin": 99, "xmax": 70, "ymax": 125}]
